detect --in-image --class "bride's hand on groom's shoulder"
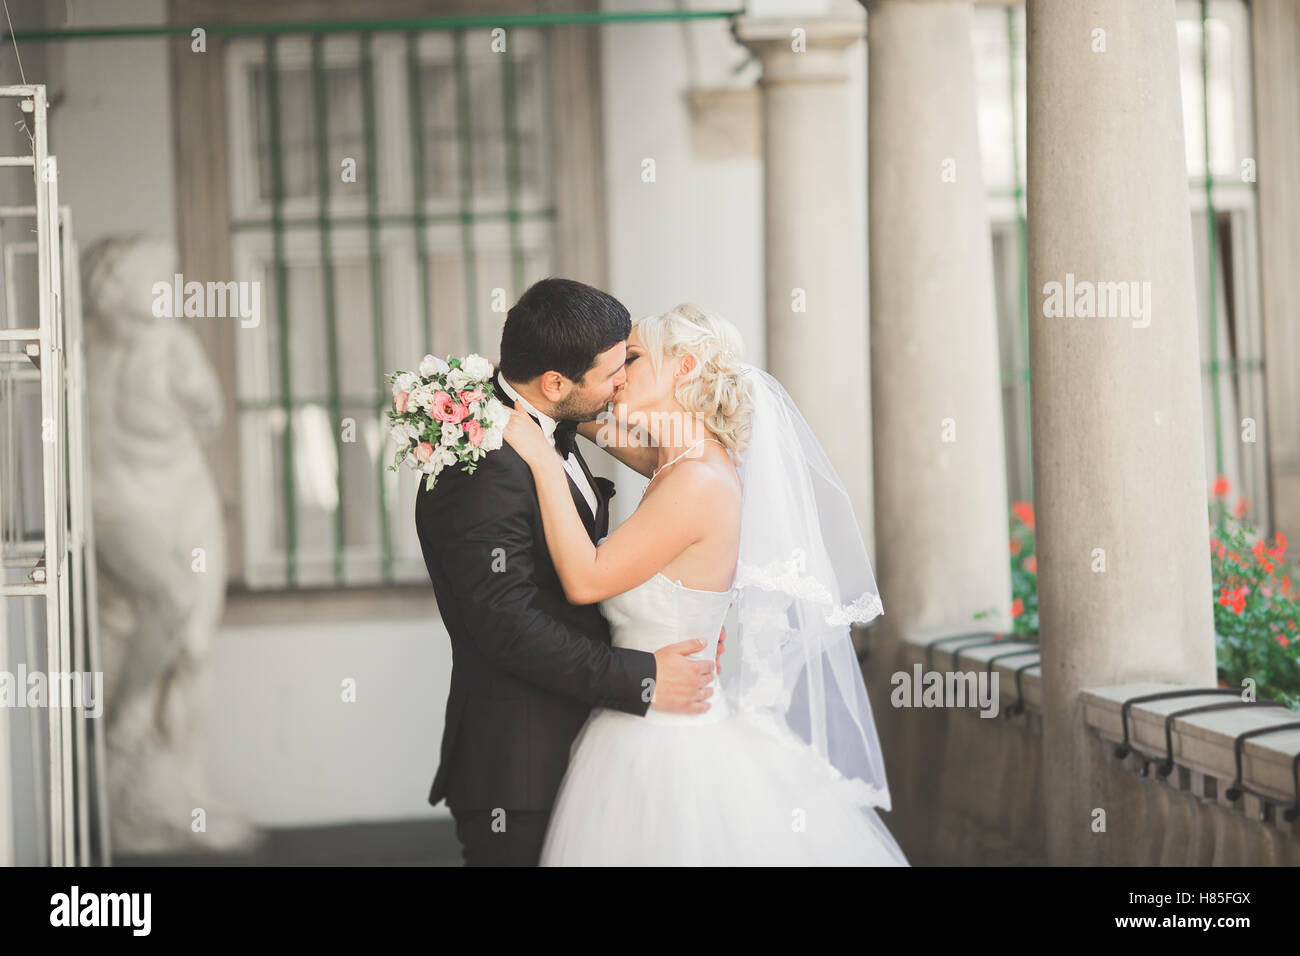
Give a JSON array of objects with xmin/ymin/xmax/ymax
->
[{"xmin": 503, "ymin": 406, "xmax": 550, "ymax": 465}]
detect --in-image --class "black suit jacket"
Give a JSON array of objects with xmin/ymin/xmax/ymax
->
[{"xmin": 416, "ymin": 371, "xmax": 656, "ymax": 812}]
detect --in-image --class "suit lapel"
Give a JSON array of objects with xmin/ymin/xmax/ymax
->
[
  {"xmin": 496, "ymin": 370, "xmax": 602, "ymax": 543},
  {"xmin": 572, "ymin": 445, "xmax": 608, "ymax": 541}
]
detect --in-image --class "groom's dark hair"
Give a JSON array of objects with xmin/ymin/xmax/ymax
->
[{"xmin": 498, "ymin": 277, "xmax": 631, "ymax": 384}]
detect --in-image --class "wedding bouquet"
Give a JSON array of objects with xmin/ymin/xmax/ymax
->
[{"xmin": 386, "ymin": 353, "xmax": 510, "ymax": 491}]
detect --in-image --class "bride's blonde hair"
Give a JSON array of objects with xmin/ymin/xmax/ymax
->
[{"xmin": 634, "ymin": 303, "xmax": 753, "ymax": 459}]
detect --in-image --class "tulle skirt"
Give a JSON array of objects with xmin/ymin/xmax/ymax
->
[{"xmin": 538, "ymin": 704, "xmax": 910, "ymax": 867}]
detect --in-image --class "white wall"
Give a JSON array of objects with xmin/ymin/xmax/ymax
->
[
  {"xmin": 597, "ymin": 0, "xmax": 765, "ymax": 519},
  {"xmin": 48, "ymin": 0, "xmax": 176, "ymax": 247},
  {"xmin": 205, "ymin": 615, "xmax": 451, "ymax": 824},
  {"xmin": 599, "ymin": 0, "xmax": 763, "ymax": 349}
]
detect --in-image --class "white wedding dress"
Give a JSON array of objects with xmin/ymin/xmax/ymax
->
[{"xmin": 537, "ymin": 570, "xmax": 910, "ymax": 867}]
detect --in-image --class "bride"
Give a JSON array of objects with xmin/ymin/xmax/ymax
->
[{"xmin": 502, "ymin": 302, "xmax": 908, "ymax": 866}]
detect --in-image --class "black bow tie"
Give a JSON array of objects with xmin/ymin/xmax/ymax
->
[{"xmin": 553, "ymin": 419, "xmax": 578, "ymax": 458}]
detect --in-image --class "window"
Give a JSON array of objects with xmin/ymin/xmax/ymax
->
[
  {"xmin": 973, "ymin": 1, "xmax": 1268, "ymax": 528},
  {"xmin": 224, "ymin": 29, "xmax": 558, "ymax": 589}
]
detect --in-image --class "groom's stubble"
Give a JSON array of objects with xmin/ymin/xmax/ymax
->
[{"xmin": 551, "ymin": 384, "xmax": 618, "ymax": 424}]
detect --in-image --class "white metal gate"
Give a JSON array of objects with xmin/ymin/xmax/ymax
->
[{"xmin": 0, "ymin": 84, "xmax": 108, "ymax": 867}]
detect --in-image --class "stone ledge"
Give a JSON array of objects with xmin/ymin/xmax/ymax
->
[
  {"xmin": 899, "ymin": 628, "xmax": 1043, "ymax": 718},
  {"xmin": 1083, "ymin": 683, "xmax": 1300, "ymax": 808},
  {"xmin": 898, "ymin": 633, "xmax": 1300, "ymax": 811}
]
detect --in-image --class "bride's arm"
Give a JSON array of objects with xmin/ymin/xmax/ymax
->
[
  {"xmin": 577, "ymin": 418, "xmax": 657, "ymax": 479},
  {"xmin": 504, "ymin": 409, "xmax": 720, "ymax": 605}
]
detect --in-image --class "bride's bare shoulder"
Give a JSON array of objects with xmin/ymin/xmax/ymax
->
[{"xmin": 658, "ymin": 450, "xmax": 741, "ymax": 506}]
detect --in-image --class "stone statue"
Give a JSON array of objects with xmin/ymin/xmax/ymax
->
[{"xmin": 82, "ymin": 236, "xmax": 259, "ymax": 855}]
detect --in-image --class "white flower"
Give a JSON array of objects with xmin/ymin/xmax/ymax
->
[
  {"xmin": 446, "ymin": 368, "xmax": 473, "ymax": 392},
  {"xmin": 419, "ymin": 354, "xmax": 449, "ymax": 378},
  {"xmin": 410, "ymin": 385, "xmax": 436, "ymax": 414},
  {"xmin": 433, "ymin": 445, "xmax": 458, "ymax": 470},
  {"xmin": 480, "ymin": 424, "xmax": 505, "ymax": 452},
  {"xmin": 391, "ymin": 421, "xmax": 421, "ymax": 444},
  {"xmin": 391, "ymin": 372, "xmax": 417, "ymax": 396},
  {"xmin": 440, "ymin": 422, "xmax": 463, "ymax": 446},
  {"xmin": 461, "ymin": 353, "xmax": 493, "ymax": 380},
  {"xmin": 483, "ymin": 397, "xmax": 510, "ymax": 431}
]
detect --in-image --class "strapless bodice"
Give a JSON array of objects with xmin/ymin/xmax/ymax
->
[{"xmin": 599, "ymin": 572, "xmax": 735, "ymax": 725}]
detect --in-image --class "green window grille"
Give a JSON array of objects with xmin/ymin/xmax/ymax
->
[
  {"xmin": 974, "ymin": 0, "xmax": 1269, "ymax": 531},
  {"xmin": 226, "ymin": 28, "xmax": 558, "ymax": 589}
]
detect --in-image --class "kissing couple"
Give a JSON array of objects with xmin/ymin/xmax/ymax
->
[{"xmin": 415, "ymin": 277, "xmax": 908, "ymax": 867}]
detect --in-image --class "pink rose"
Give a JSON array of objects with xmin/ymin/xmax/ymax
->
[
  {"xmin": 432, "ymin": 391, "xmax": 468, "ymax": 423},
  {"xmin": 414, "ymin": 441, "xmax": 434, "ymax": 463},
  {"xmin": 459, "ymin": 389, "xmax": 485, "ymax": 406},
  {"xmin": 394, "ymin": 391, "xmax": 410, "ymax": 413},
  {"xmin": 463, "ymin": 420, "xmax": 484, "ymax": 447}
]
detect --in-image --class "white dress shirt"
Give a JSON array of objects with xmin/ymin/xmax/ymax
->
[{"xmin": 498, "ymin": 375, "xmax": 599, "ymax": 518}]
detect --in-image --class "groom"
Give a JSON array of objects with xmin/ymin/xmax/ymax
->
[{"xmin": 416, "ymin": 278, "xmax": 719, "ymax": 866}]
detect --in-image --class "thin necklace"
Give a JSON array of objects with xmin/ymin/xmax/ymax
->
[{"xmin": 650, "ymin": 437, "xmax": 725, "ymax": 480}]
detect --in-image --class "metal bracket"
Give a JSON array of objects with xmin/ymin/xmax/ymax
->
[
  {"xmin": 1114, "ymin": 687, "xmax": 1239, "ymax": 760},
  {"xmin": 924, "ymin": 632, "xmax": 993, "ymax": 671},
  {"xmin": 1223, "ymin": 722, "xmax": 1300, "ymax": 820},
  {"xmin": 947, "ymin": 635, "xmax": 1029, "ymax": 672},
  {"xmin": 1153, "ymin": 698, "xmax": 1282, "ymax": 778},
  {"xmin": 982, "ymin": 646, "xmax": 1040, "ymax": 718},
  {"xmin": 1005, "ymin": 656, "xmax": 1042, "ymax": 718}
]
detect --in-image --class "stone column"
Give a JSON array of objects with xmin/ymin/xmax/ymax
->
[
  {"xmin": 1251, "ymin": 0, "xmax": 1300, "ymax": 551},
  {"xmin": 733, "ymin": 10, "xmax": 873, "ymax": 541},
  {"xmin": 1026, "ymin": 0, "xmax": 1217, "ymax": 864},
  {"xmin": 863, "ymin": 0, "xmax": 1012, "ymax": 862},
  {"xmin": 866, "ymin": 0, "xmax": 1012, "ymax": 638}
]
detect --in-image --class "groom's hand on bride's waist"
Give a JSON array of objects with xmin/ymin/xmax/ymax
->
[{"xmin": 648, "ymin": 639, "xmax": 716, "ymax": 714}]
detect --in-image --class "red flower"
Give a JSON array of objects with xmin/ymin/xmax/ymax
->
[
  {"xmin": 1277, "ymin": 634, "xmax": 1291, "ymax": 650},
  {"xmin": 1022, "ymin": 554, "xmax": 1037, "ymax": 574},
  {"xmin": 1217, "ymin": 587, "xmax": 1246, "ymax": 615},
  {"xmin": 1009, "ymin": 537, "xmax": 1021, "ymax": 556},
  {"xmin": 1252, "ymin": 540, "xmax": 1277, "ymax": 573},
  {"xmin": 1010, "ymin": 598, "xmax": 1024, "ymax": 618},
  {"xmin": 1211, "ymin": 475, "xmax": 1230, "ymax": 499},
  {"xmin": 1234, "ymin": 498, "xmax": 1249, "ymax": 519},
  {"xmin": 1011, "ymin": 502, "xmax": 1035, "ymax": 529}
]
